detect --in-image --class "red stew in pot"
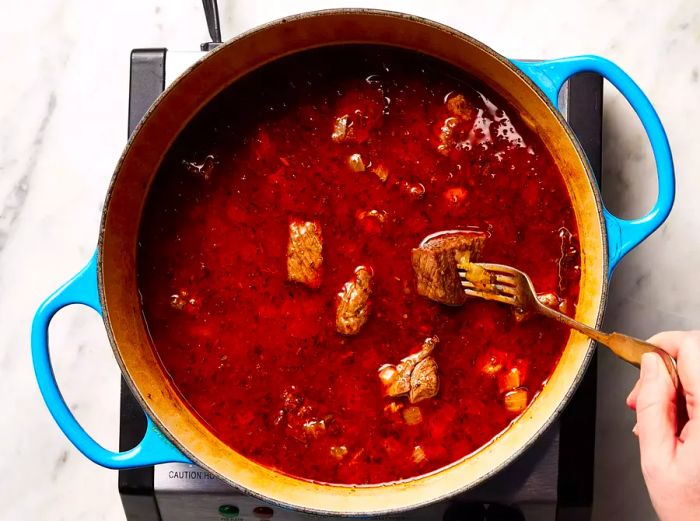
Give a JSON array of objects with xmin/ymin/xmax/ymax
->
[{"xmin": 137, "ymin": 46, "xmax": 581, "ymax": 484}]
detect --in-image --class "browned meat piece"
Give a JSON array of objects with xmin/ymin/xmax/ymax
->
[
  {"xmin": 380, "ymin": 336, "xmax": 440, "ymax": 404},
  {"xmin": 287, "ymin": 219, "xmax": 323, "ymax": 288},
  {"xmin": 336, "ymin": 266, "xmax": 373, "ymax": 335},
  {"xmin": 384, "ymin": 336, "xmax": 435, "ymax": 397},
  {"xmin": 409, "ymin": 357, "xmax": 439, "ymax": 403},
  {"xmin": 412, "ymin": 230, "xmax": 487, "ymax": 306}
]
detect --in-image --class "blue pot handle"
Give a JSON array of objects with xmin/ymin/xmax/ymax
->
[
  {"xmin": 31, "ymin": 251, "xmax": 190, "ymax": 468},
  {"xmin": 512, "ymin": 56, "xmax": 675, "ymax": 272}
]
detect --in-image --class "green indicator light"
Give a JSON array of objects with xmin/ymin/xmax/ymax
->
[{"xmin": 218, "ymin": 504, "xmax": 239, "ymax": 518}]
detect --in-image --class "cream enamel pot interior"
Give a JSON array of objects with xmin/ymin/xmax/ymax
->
[{"xmin": 32, "ymin": 9, "xmax": 674, "ymax": 516}]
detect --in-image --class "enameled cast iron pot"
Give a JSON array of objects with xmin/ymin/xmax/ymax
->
[{"xmin": 32, "ymin": 10, "xmax": 675, "ymax": 516}]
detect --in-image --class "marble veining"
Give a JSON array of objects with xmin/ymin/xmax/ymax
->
[
  {"xmin": 0, "ymin": 93, "xmax": 56, "ymax": 252},
  {"xmin": 1, "ymin": 1, "xmax": 699, "ymax": 520}
]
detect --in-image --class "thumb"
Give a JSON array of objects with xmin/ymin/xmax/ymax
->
[{"xmin": 636, "ymin": 353, "xmax": 677, "ymax": 474}]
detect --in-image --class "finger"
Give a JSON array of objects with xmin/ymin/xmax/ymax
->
[
  {"xmin": 627, "ymin": 379, "xmax": 641, "ymax": 410},
  {"xmin": 636, "ymin": 353, "xmax": 677, "ymax": 471},
  {"xmin": 676, "ymin": 337, "xmax": 700, "ymax": 420},
  {"xmin": 679, "ymin": 417, "xmax": 700, "ymax": 444},
  {"xmin": 647, "ymin": 330, "xmax": 700, "ymax": 359},
  {"xmin": 647, "ymin": 331, "xmax": 700, "ymax": 419}
]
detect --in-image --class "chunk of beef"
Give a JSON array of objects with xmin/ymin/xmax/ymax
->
[
  {"xmin": 409, "ymin": 357, "xmax": 439, "ymax": 403},
  {"xmin": 380, "ymin": 336, "xmax": 440, "ymax": 404},
  {"xmin": 411, "ymin": 230, "xmax": 487, "ymax": 306},
  {"xmin": 336, "ymin": 266, "xmax": 373, "ymax": 335},
  {"xmin": 287, "ymin": 219, "xmax": 323, "ymax": 288}
]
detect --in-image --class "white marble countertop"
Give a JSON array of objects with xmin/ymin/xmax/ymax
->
[{"xmin": 1, "ymin": 1, "xmax": 698, "ymax": 520}]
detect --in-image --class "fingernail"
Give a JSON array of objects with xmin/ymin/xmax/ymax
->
[
  {"xmin": 641, "ymin": 353, "xmax": 658, "ymax": 380},
  {"xmin": 632, "ymin": 424, "xmax": 638, "ymax": 436}
]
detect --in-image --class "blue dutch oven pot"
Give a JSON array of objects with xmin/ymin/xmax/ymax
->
[{"xmin": 30, "ymin": 9, "xmax": 674, "ymax": 516}]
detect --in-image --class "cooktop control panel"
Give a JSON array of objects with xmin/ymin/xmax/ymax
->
[{"xmin": 154, "ymin": 459, "xmax": 548, "ymax": 520}]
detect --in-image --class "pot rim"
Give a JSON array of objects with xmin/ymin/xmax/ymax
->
[{"xmin": 97, "ymin": 8, "xmax": 609, "ymax": 516}]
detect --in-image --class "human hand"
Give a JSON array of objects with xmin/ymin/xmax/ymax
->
[{"xmin": 626, "ymin": 331, "xmax": 700, "ymax": 521}]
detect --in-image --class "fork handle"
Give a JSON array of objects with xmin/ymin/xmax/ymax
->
[{"xmin": 538, "ymin": 304, "xmax": 679, "ymax": 388}]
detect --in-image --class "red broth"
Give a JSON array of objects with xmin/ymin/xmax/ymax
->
[{"xmin": 137, "ymin": 46, "xmax": 581, "ymax": 484}]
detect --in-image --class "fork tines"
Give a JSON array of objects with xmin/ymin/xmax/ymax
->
[{"xmin": 457, "ymin": 263, "xmax": 518, "ymax": 306}]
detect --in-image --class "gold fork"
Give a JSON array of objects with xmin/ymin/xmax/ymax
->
[{"xmin": 458, "ymin": 262, "xmax": 679, "ymax": 388}]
